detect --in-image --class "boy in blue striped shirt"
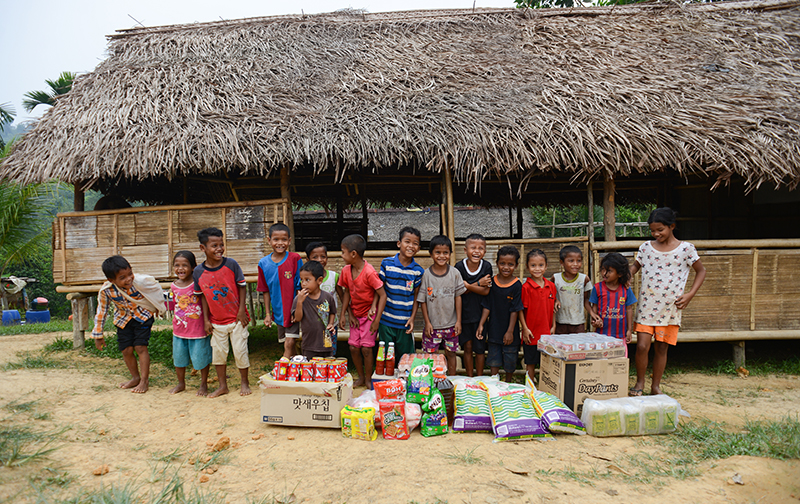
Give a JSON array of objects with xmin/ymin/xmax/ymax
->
[{"xmin": 378, "ymin": 227, "xmax": 424, "ymax": 362}]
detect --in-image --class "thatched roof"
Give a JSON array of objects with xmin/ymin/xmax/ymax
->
[{"xmin": 3, "ymin": 0, "xmax": 800, "ymax": 198}]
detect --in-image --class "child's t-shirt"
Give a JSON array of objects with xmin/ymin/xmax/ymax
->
[
  {"xmin": 291, "ymin": 290, "xmax": 337, "ymax": 353},
  {"xmin": 553, "ymin": 272, "xmax": 592, "ymax": 325},
  {"xmin": 321, "ymin": 269, "xmax": 340, "ymax": 323},
  {"xmin": 91, "ymin": 284, "xmax": 153, "ymax": 338},
  {"xmin": 521, "ymin": 278, "xmax": 557, "ymax": 346},
  {"xmin": 635, "ymin": 241, "xmax": 699, "ymax": 327},
  {"xmin": 416, "ymin": 265, "xmax": 467, "ymax": 330},
  {"xmin": 193, "ymin": 257, "xmax": 247, "ymax": 325},
  {"xmin": 256, "ymin": 252, "xmax": 303, "ymax": 328},
  {"xmin": 338, "ymin": 262, "xmax": 383, "ymax": 318},
  {"xmin": 455, "ymin": 259, "xmax": 494, "ymax": 325},
  {"xmin": 170, "ymin": 283, "xmax": 205, "ymax": 339},
  {"xmin": 379, "ymin": 254, "xmax": 424, "ymax": 329},
  {"xmin": 481, "ymin": 276, "xmax": 523, "ymax": 346},
  {"xmin": 589, "ymin": 282, "xmax": 637, "ymax": 339}
]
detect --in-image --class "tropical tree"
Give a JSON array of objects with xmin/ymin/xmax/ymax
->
[
  {"xmin": 22, "ymin": 71, "xmax": 76, "ymax": 113},
  {"xmin": 0, "ymin": 102, "xmax": 14, "ymax": 150}
]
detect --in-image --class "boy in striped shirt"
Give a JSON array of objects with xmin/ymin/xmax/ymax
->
[
  {"xmin": 378, "ymin": 227, "xmax": 424, "ymax": 363},
  {"xmin": 589, "ymin": 253, "xmax": 637, "ymax": 341}
]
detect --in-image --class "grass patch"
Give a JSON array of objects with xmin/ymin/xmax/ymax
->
[
  {"xmin": 0, "ymin": 426, "xmax": 59, "ymax": 467},
  {"xmin": 676, "ymin": 416, "xmax": 800, "ymax": 460},
  {"xmin": 0, "ymin": 319, "xmax": 73, "ymax": 335},
  {"xmin": 3, "ymin": 354, "xmax": 69, "ymax": 370},
  {"xmin": 44, "ymin": 336, "xmax": 74, "ymax": 352},
  {"xmin": 443, "ymin": 446, "xmax": 482, "ymax": 465}
]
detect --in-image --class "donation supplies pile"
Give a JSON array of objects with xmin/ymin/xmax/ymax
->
[
  {"xmin": 271, "ymin": 355, "xmax": 348, "ymax": 383},
  {"xmin": 580, "ymin": 395, "xmax": 687, "ymax": 437}
]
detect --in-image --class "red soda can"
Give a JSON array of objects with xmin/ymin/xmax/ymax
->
[
  {"xmin": 277, "ymin": 360, "xmax": 289, "ymax": 380},
  {"xmin": 287, "ymin": 362, "xmax": 299, "ymax": 382},
  {"xmin": 314, "ymin": 361, "xmax": 328, "ymax": 382},
  {"xmin": 300, "ymin": 362, "xmax": 313, "ymax": 382}
]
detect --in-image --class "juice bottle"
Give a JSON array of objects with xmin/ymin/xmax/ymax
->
[
  {"xmin": 385, "ymin": 342, "xmax": 396, "ymax": 376},
  {"xmin": 433, "ymin": 365, "xmax": 454, "ymax": 425},
  {"xmin": 376, "ymin": 341, "xmax": 386, "ymax": 375}
]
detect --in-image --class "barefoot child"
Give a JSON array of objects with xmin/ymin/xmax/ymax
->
[
  {"xmin": 520, "ymin": 249, "xmax": 557, "ymax": 381},
  {"xmin": 417, "ymin": 235, "xmax": 466, "ymax": 374},
  {"xmin": 589, "ymin": 252, "xmax": 637, "ymax": 342},
  {"xmin": 477, "ymin": 246, "xmax": 523, "ymax": 382},
  {"xmin": 170, "ymin": 251, "xmax": 212, "ymax": 396},
  {"xmin": 306, "ymin": 242, "xmax": 343, "ymax": 355},
  {"xmin": 379, "ymin": 227, "xmax": 424, "ymax": 363},
  {"xmin": 92, "ymin": 255, "xmax": 167, "ymax": 394},
  {"xmin": 455, "ymin": 233, "xmax": 493, "ymax": 377},
  {"xmin": 630, "ymin": 208, "xmax": 706, "ymax": 396},
  {"xmin": 338, "ymin": 234, "xmax": 387, "ymax": 388},
  {"xmin": 258, "ymin": 223, "xmax": 303, "ymax": 359},
  {"xmin": 552, "ymin": 245, "xmax": 592, "ymax": 334},
  {"xmin": 193, "ymin": 228, "xmax": 251, "ymax": 398},
  {"xmin": 292, "ymin": 261, "xmax": 337, "ymax": 359}
]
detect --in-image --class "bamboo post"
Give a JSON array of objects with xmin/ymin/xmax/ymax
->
[
  {"xmin": 247, "ymin": 284, "xmax": 256, "ymax": 327},
  {"xmin": 732, "ymin": 341, "xmax": 746, "ymax": 369},
  {"xmin": 749, "ymin": 248, "xmax": 759, "ymax": 331},
  {"xmin": 60, "ymin": 218, "xmax": 67, "ymax": 283},
  {"xmin": 74, "ymin": 184, "xmax": 84, "ymax": 212},
  {"xmin": 69, "ymin": 293, "xmax": 91, "ymax": 349},
  {"xmin": 444, "ymin": 167, "xmax": 456, "ymax": 265},
  {"xmin": 167, "ymin": 210, "xmax": 174, "ymax": 271},
  {"xmin": 280, "ymin": 166, "xmax": 295, "ymax": 250},
  {"xmin": 603, "ymin": 174, "xmax": 616, "ymax": 242},
  {"xmin": 113, "ymin": 214, "xmax": 119, "ymax": 254},
  {"xmin": 587, "ymin": 181, "xmax": 594, "ymax": 245},
  {"xmin": 221, "ymin": 208, "xmax": 227, "ymax": 253}
]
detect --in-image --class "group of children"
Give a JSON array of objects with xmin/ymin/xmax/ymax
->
[{"xmin": 92, "ymin": 207, "xmax": 705, "ymax": 399}]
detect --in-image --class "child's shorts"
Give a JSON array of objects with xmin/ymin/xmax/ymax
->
[
  {"xmin": 378, "ymin": 324, "xmax": 415, "ymax": 359},
  {"xmin": 173, "ymin": 336, "xmax": 212, "ymax": 369},
  {"xmin": 635, "ymin": 324, "xmax": 679, "ymax": 346},
  {"xmin": 487, "ymin": 342, "xmax": 519, "ymax": 374},
  {"xmin": 277, "ymin": 322, "xmax": 300, "ymax": 343},
  {"xmin": 459, "ymin": 321, "xmax": 486, "ymax": 354},
  {"xmin": 555, "ymin": 323, "xmax": 584, "ymax": 334},
  {"xmin": 423, "ymin": 327, "xmax": 458, "ymax": 353},
  {"xmin": 303, "ymin": 348, "xmax": 335, "ymax": 359},
  {"xmin": 211, "ymin": 321, "xmax": 250, "ymax": 368},
  {"xmin": 117, "ymin": 317, "xmax": 154, "ymax": 351},
  {"xmin": 523, "ymin": 344, "xmax": 541, "ymax": 366},
  {"xmin": 347, "ymin": 316, "xmax": 377, "ymax": 348}
]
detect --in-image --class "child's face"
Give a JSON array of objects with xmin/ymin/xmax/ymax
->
[
  {"xmin": 397, "ymin": 233, "xmax": 421, "ymax": 260},
  {"xmin": 340, "ymin": 245, "xmax": 357, "ymax": 265},
  {"xmin": 173, "ymin": 256, "xmax": 193, "ymax": 281},
  {"xmin": 200, "ymin": 235, "xmax": 225, "ymax": 263},
  {"xmin": 431, "ymin": 244, "xmax": 451, "ymax": 267},
  {"xmin": 561, "ymin": 252, "xmax": 583, "ymax": 277},
  {"xmin": 602, "ymin": 266, "xmax": 620, "ymax": 285},
  {"xmin": 496, "ymin": 254, "xmax": 517, "ymax": 279},
  {"xmin": 112, "ymin": 267, "xmax": 134, "ymax": 290},
  {"xmin": 269, "ymin": 230, "xmax": 290, "ymax": 255},
  {"xmin": 299, "ymin": 270, "xmax": 322, "ymax": 293},
  {"xmin": 307, "ymin": 247, "xmax": 328, "ymax": 269},
  {"xmin": 527, "ymin": 254, "xmax": 547, "ymax": 279},
  {"xmin": 464, "ymin": 239, "xmax": 486, "ymax": 265},
  {"xmin": 649, "ymin": 222, "xmax": 675, "ymax": 244}
]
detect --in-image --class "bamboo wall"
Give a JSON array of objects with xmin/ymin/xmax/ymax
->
[{"xmin": 53, "ymin": 199, "xmax": 289, "ymax": 285}]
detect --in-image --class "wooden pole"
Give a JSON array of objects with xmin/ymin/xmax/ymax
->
[
  {"xmin": 280, "ymin": 166, "xmax": 295, "ymax": 251},
  {"xmin": 587, "ymin": 181, "xmax": 595, "ymax": 245},
  {"xmin": 444, "ymin": 167, "xmax": 456, "ymax": 264},
  {"xmin": 603, "ymin": 174, "xmax": 616, "ymax": 242},
  {"xmin": 749, "ymin": 248, "xmax": 759, "ymax": 331},
  {"xmin": 73, "ymin": 183, "xmax": 84, "ymax": 212}
]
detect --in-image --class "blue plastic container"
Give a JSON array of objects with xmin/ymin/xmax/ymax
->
[
  {"xmin": 25, "ymin": 309, "xmax": 51, "ymax": 324},
  {"xmin": 2, "ymin": 310, "xmax": 21, "ymax": 326}
]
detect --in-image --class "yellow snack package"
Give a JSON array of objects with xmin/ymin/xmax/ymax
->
[{"xmin": 340, "ymin": 406, "xmax": 378, "ymax": 441}]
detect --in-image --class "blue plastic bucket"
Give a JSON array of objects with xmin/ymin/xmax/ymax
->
[
  {"xmin": 25, "ymin": 309, "xmax": 51, "ymax": 324},
  {"xmin": 2, "ymin": 310, "xmax": 21, "ymax": 326}
]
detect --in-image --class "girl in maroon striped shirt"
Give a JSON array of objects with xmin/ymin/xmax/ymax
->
[{"xmin": 589, "ymin": 253, "xmax": 637, "ymax": 342}]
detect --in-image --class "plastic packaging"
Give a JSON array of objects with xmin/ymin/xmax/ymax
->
[
  {"xmin": 580, "ymin": 395, "xmax": 685, "ymax": 437},
  {"xmin": 379, "ymin": 400, "xmax": 410, "ymax": 440},
  {"xmin": 481, "ymin": 380, "xmax": 551, "ymax": 442},
  {"xmin": 398, "ymin": 352, "xmax": 448, "ymax": 374},
  {"xmin": 374, "ymin": 379, "xmax": 405, "ymax": 401},
  {"xmin": 433, "ymin": 367, "xmax": 455, "ymax": 425},
  {"xmin": 407, "ymin": 357, "xmax": 434, "ymax": 404},
  {"xmin": 341, "ymin": 406, "xmax": 378, "ymax": 441},
  {"xmin": 451, "ymin": 376, "xmax": 493, "ymax": 432},
  {"xmin": 525, "ymin": 375, "xmax": 585, "ymax": 435},
  {"xmin": 420, "ymin": 389, "xmax": 448, "ymax": 437},
  {"xmin": 537, "ymin": 333, "xmax": 628, "ymax": 361}
]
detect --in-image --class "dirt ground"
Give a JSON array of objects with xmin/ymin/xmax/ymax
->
[{"xmin": 1, "ymin": 332, "xmax": 799, "ymax": 504}]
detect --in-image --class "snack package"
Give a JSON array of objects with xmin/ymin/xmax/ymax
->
[
  {"xmin": 398, "ymin": 352, "xmax": 448, "ymax": 374},
  {"xmin": 407, "ymin": 358, "xmax": 434, "ymax": 404},
  {"xmin": 341, "ymin": 406, "xmax": 378, "ymax": 441},
  {"xmin": 451, "ymin": 377, "xmax": 493, "ymax": 432},
  {"xmin": 581, "ymin": 395, "xmax": 683, "ymax": 437},
  {"xmin": 374, "ymin": 379, "xmax": 406, "ymax": 401},
  {"xmin": 525, "ymin": 375, "xmax": 585, "ymax": 435},
  {"xmin": 379, "ymin": 400, "xmax": 410, "ymax": 440},
  {"xmin": 405, "ymin": 402, "xmax": 422, "ymax": 432},
  {"xmin": 420, "ymin": 389, "xmax": 448, "ymax": 437},
  {"xmin": 482, "ymin": 380, "xmax": 551, "ymax": 442}
]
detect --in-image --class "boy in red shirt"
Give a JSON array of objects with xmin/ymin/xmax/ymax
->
[{"xmin": 520, "ymin": 249, "xmax": 557, "ymax": 381}]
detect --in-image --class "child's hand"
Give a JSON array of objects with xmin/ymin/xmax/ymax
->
[
  {"xmin": 94, "ymin": 337, "xmax": 106, "ymax": 350},
  {"xmin": 591, "ymin": 314, "xmax": 603, "ymax": 328},
  {"xmin": 476, "ymin": 325, "xmax": 484, "ymax": 340},
  {"xmin": 204, "ymin": 319, "xmax": 213, "ymax": 336},
  {"xmin": 625, "ymin": 328, "xmax": 633, "ymax": 344},
  {"xmin": 338, "ymin": 316, "xmax": 347, "ymax": 331},
  {"xmin": 326, "ymin": 322, "xmax": 336, "ymax": 333},
  {"xmin": 675, "ymin": 293, "xmax": 693, "ymax": 310},
  {"xmin": 404, "ymin": 318, "xmax": 414, "ymax": 335},
  {"xmin": 296, "ymin": 288, "xmax": 308, "ymax": 303},
  {"xmin": 368, "ymin": 305, "xmax": 377, "ymax": 321},
  {"xmin": 521, "ymin": 328, "xmax": 533, "ymax": 345},
  {"xmin": 479, "ymin": 274, "xmax": 492, "ymax": 288},
  {"xmin": 455, "ymin": 322, "xmax": 461, "ymax": 336},
  {"xmin": 349, "ymin": 310, "xmax": 360, "ymax": 329},
  {"xmin": 503, "ymin": 330, "xmax": 513, "ymax": 345},
  {"xmin": 369, "ymin": 317, "xmax": 380, "ymax": 335},
  {"xmin": 554, "ymin": 300, "xmax": 561, "ymax": 312},
  {"xmin": 424, "ymin": 322, "xmax": 433, "ymax": 338},
  {"xmin": 237, "ymin": 310, "xmax": 249, "ymax": 327},
  {"xmin": 264, "ymin": 312, "xmax": 273, "ymax": 327}
]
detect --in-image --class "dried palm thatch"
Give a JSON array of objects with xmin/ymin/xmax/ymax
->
[{"xmin": 2, "ymin": 0, "xmax": 799, "ymax": 197}]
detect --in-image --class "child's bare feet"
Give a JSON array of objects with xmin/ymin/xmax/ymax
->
[
  {"xmin": 169, "ymin": 383, "xmax": 186, "ymax": 394},
  {"xmin": 131, "ymin": 378, "xmax": 148, "ymax": 393},
  {"xmin": 208, "ymin": 386, "xmax": 229, "ymax": 398},
  {"xmin": 197, "ymin": 384, "xmax": 209, "ymax": 397},
  {"xmin": 353, "ymin": 377, "xmax": 366, "ymax": 388},
  {"xmin": 651, "ymin": 385, "xmax": 662, "ymax": 395},
  {"xmin": 240, "ymin": 383, "xmax": 252, "ymax": 396},
  {"xmin": 120, "ymin": 377, "xmax": 140, "ymax": 389}
]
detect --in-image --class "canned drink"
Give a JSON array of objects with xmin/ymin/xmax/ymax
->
[
  {"xmin": 328, "ymin": 358, "xmax": 348, "ymax": 383},
  {"xmin": 300, "ymin": 362, "xmax": 314, "ymax": 382},
  {"xmin": 287, "ymin": 362, "xmax": 300, "ymax": 382},
  {"xmin": 313, "ymin": 361, "xmax": 328, "ymax": 382},
  {"xmin": 276, "ymin": 360, "xmax": 289, "ymax": 380}
]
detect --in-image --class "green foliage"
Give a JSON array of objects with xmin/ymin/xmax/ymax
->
[
  {"xmin": 530, "ymin": 204, "xmax": 653, "ymax": 239},
  {"xmin": 22, "ymin": 71, "xmax": 76, "ymax": 113},
  {"xmin": 0, "ymin": 318, "xmax": 72, "ymax": 335},
  {"xmin": 0, "ymin": 102, "xmax": 14, "ymax": 150},
  {"xmin": 674, "ymin": 417, "xmax": 800, "ymax": 461},
  {"xmin": 0, "ymin": 181, "xmax": 54, "ymax": 278}
]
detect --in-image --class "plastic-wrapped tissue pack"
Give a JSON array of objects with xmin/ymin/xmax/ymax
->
[{"xmin": 580, "ymin": 395, "xmax": 686, "ymax": 437}]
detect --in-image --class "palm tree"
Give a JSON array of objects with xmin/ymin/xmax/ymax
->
[
  {"xmin": 0, "ymin": 102, "xmax": 14, "ymax": 150},
  {"xmin": 22, "ymin": 72, "xmax": 76, "ymax": 113}
]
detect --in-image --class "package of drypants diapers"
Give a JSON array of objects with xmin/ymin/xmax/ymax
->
[{"xmin": 580, "ymin": 395, "xmax": 688, "ymax": 437}]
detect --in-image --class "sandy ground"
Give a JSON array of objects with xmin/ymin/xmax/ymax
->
[{"xmin": 1, "ymin": 332, "xmax": 799, "ymax": 504}]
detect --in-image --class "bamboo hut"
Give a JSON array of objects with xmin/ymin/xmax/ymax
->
[{"xmin": 1, "ymin": 0, "xmax": 799, "ymax": 359}]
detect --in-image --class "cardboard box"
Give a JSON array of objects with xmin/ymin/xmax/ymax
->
[
  {"xmin": 538, "ymin": 354, "xmax": 629, "ymax": 417},
  {"xmin": 260, "ymin": 373, "xmax": 353, "ymax": 428}
]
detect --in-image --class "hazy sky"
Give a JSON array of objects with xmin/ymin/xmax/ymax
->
[{"xmin": 1, "ymin": 0, "xmax": 514, "ymax": 126}]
